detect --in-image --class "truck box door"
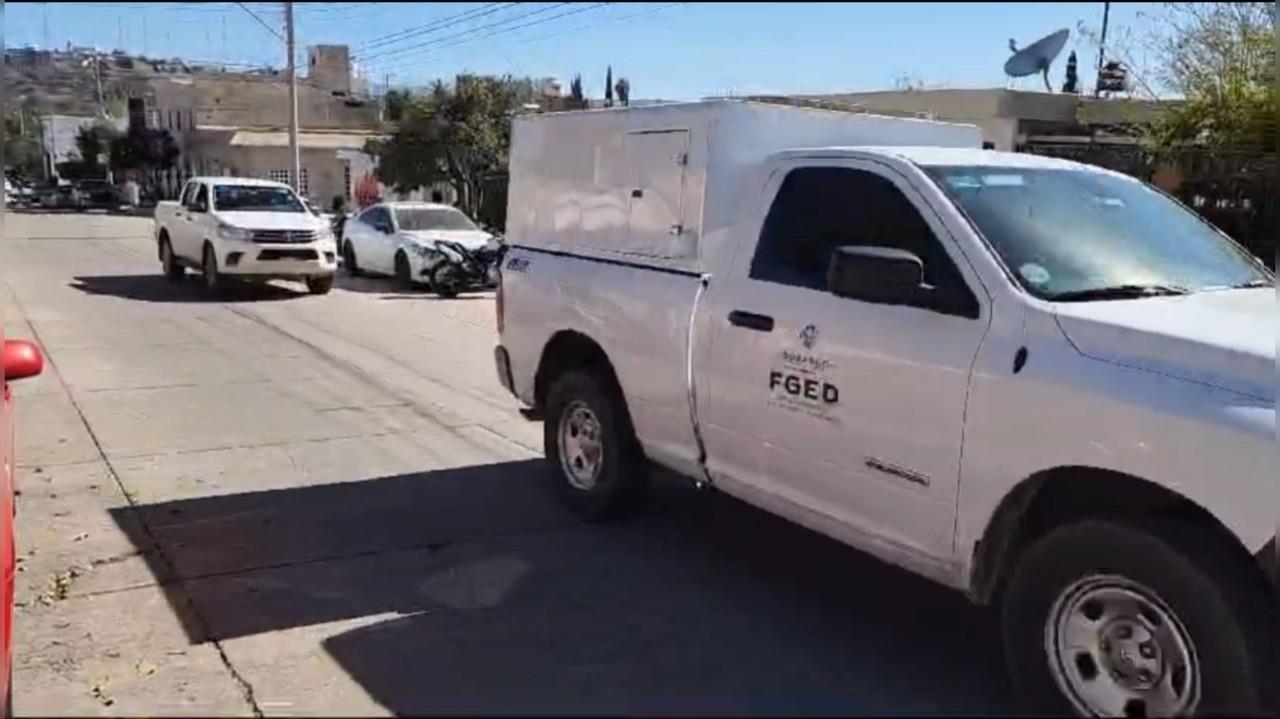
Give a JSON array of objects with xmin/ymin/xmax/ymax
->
[{"xmin": 625, "ymin": 130, "xmax": 689, "ymax": 258}]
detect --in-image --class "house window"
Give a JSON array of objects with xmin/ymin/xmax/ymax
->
[{"xmin": 266, "ymin": 169, "xmax": 309, "ymax": 195}]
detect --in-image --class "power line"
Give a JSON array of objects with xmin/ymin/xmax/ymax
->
[
  {"xmin": 511, "ymin": 2, "xmax": 683, "ymax": 48},
  {"xmin": 356, "ymin": 3, "xmax": 573, "ymax": 63},
  {"xmin": 368, "ymin": 2, "xmax": 610, "ymax": 73},
  {"xmin": 355, "ymin": 3, "xmax": 514, "ymax": 52},
  {"xmin": 233, "ymin": 1, "xmax": 285, "ymax": 41}
]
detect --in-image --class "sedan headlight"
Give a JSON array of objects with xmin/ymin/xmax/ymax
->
[
  {"xmin": 410, "ymin": 242, "xmax": 439, "ymax": 258},
  {"xmin": 217, "ymin": 223, "xmax": 253, "ymax": 242}
]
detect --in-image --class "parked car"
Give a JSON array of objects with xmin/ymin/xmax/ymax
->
[
  {"xmin": 153, "ymin": 177, "xmax": 339, "ymax": 295},
  {"xmin": 39, "ymin": 184, "xmax": 76, "ymax": 210},
  {"xmin": 71, "ymin": 179, "xmax": 125, "ymax": 212},
  {"xmin": 341, "ymin": 201, "xmax": 500, "ymax": 294},
  {"xmin": 495, "ymin": 101, "xmax": 1277, "ymax": 716},
  {"xmin": 1, "ymin": 334, "xmax": 45, "ymax": 716}
]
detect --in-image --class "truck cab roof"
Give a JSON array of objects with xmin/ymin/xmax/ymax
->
[
  {"xmin": 186, "ymin": 176, "xmax": 294, "ymax": 190},
  {"xmin": 769, "ymin": 146, "xmax": 1114, "ymax": 174}
]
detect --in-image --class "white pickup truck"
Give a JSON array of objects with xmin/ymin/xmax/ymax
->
[
  {"xmin": 494, "ymin": 101, "xmax": 1276, "ymax": 716},
  {"xmin": 154, "ymin": 177, "xmax": 338, "ymax": 295}
]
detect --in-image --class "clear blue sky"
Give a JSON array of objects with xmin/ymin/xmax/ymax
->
[{"xmin": 3, "ymin": 2, "xmax": 1164, "ymax": 99}]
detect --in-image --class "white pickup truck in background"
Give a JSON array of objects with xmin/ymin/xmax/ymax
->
[
  {"xmin": 154, "ymin": 177, "xmax": 339, "ymax": 295},
  {"xmin": 494, "ymin": 101, "xmax": 1277, "ymax": 717}
]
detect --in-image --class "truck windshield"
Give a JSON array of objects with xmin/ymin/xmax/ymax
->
[
  {"xmin": 923, "ymin": 166, "xmax": 1272, "ymax": 300},
  {"xmin": 394, "ymin": 207, "xmax": 478, "ymax": 232},
  {"xmin": 213, "ymin": 185, "xmax": 305, "ymax": 213}
]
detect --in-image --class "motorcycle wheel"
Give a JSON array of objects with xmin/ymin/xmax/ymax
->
[{"xmin": 430, "ymin": 264, "xmax": 462, "ymax": 299}]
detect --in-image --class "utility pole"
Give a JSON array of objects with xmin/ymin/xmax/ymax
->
[
  {"xmin": 1095, "ymin": 1, "xmax": 1111, "ymax": 97},
  {"xmin": 285, "ymin": 2, "xmax": 301, "ymax": 194}
]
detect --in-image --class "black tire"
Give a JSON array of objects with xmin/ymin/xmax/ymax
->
[
  {"xmin": 430, "ymin": 264, "xmax": 461, "ymax": 299},
  {"xmin": 1001, "ymin": 519, "xmax": 1274, "ymax": 717},
  {"xmin": 394, "ymin": 252, "xmax": 414, "ymax": 291},
  {"xmin": 159, "ymin": 234, "xmax": 184, "ymax": 282},
  {"xmin": 202, "ymin": 243, "xmax": 226, "ymax": 295},
  {"xmin": 343, "ymin": 241, "xmax": 361, "ymax": 277},
  {"xmin": 543, "ymin": 367, "xmax": 648, "ymax": 520},
  {"xmin": 306, "ymin": 275, "xmax": 334, "ymax": 295}
]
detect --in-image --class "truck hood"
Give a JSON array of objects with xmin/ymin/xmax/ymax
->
[
  {"xmin": 401, "ymin": 229, "xmax": 494, "ymax": 250},
  {"xmin": 1053, "ymin": 288, "xmax": 1275, "ymax": 402},
  {"xmin": 215, "ymin": 211, "xmax": 327, "ymax": 231}
]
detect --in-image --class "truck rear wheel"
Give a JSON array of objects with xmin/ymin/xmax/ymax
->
[
  {"xmin": 1001, "ymin": 519, "xmax": 1274, "ymax": 717},
  {"xmin": 160, "ymin": 235, "xmax": 184, "ymax": 282},
  {"xmin": 543, "ymin": 368, "xmax": 647, "ymax": 519}
]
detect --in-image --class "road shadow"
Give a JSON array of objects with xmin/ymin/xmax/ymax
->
[
  {"xmin": 378, "ymin": 293, "xmax": 493, "ymax": 302},
  {"xmin": 110, "ymin": 460, "xmax": 1017, "ymax": 714},
  {"xmin": 332, "ymin": 272, "xmax": 431, "ymax": 298},
  {"xmin": 70, "ymin": 274, "xmax": 305, "ymax": 303}
]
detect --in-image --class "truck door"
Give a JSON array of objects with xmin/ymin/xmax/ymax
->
[
  {"xmin": 177, "ymin": 182, "xmax": 208, "ymax": 260},
  {"xmin": 699, "ymin": 159, "xmax": 991, "ymax": 563},
  {"xmin": 625, "ymin": 130, "xmax": 690, "ymax": 258}
]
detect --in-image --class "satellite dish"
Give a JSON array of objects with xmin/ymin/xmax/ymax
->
[{"xmin": 1004, "ymin": 28, "xmax": 1070, "ymax": 92}]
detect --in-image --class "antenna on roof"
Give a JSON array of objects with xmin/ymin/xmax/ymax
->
[{"xmin": 1004, "ymin": 28, "xmax": 1070, "ymax": 92}]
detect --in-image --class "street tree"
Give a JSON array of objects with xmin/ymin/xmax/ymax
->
[
  {"xmin": 384, "ymin": 88, "xmax": 413, "ymax": 123},
  {"xmin": 3, "ymin": 113, "xmax": 45, "ymax": 180},
  {"xmin": 569, "ymin": 74, "xmax": 586, "ymax": 108},
  {"xmin": 108, "ymin": 126, "xmax": 180, "ymax": 173},
  {"xmin": 69, "ymin": 123, "xmax": 121, "ymax": 178},
  {"xmin": 604, "ymin": 66, "xmax": 613, "ymax": 107},
  {"xmin": 614, "ymin": 77, "xmax": 630, "ymax": 107},
  {"xmin": 366, "ymin": 75, "xmax": 530, "ymax": 218},
  {"xmin": 1145, "ymin": 2, "xmax": 1275, "ymax": 150}
]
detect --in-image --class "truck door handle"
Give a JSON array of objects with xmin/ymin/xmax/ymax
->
[{"xmin": 728, "ymin": 310, "xmax": 774, "ymax": 332}]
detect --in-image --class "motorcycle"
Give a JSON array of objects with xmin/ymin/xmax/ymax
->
[{"xmin": 421, "ymin": 238, "xmax": 506, "ymax": 298}]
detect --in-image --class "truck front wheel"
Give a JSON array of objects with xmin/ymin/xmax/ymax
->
[
  {"xmin": 1001, "ymin": 519, "xmax": 1273, "ymax": 717},
  {"xmin": 543, "ymin": 368, "xmax": 647, "ymax": 519}
]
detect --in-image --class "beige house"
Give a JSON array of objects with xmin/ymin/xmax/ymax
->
[
  {"xmin": 128, "ymin": 44, "xmax": 385, "ymax": 205},
  {"xmin": 796, "ymin": 88, "xmax": 1172, "ymax": 151}
]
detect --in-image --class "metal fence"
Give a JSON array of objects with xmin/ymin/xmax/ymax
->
[{"xmin": 1019, "ymin": 143, "xmax": 1277, "ymax": 268}]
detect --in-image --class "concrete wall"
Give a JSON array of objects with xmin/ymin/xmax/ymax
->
[
  {"xmin": 307, "ymin": 46, "xmax": 351, "ymax": 94},
  {"xmin": 142, "ymin": 76, "xmax": 380, "ymax": 134},
  {"xmin": 219, "ymin": 145, "xmax": 351, "ymax": 205}
]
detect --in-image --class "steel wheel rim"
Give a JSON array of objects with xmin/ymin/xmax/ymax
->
[
  {"xmin": 1046, "ymin": 574, "xmax": 1200, "ymax": 718},
  {"xmin": 557, "ymin": 400, "xmax": 603, "ymax": 491}
]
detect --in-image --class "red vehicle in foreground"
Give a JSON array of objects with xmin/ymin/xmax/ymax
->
[{"xmin": 1, "ymin": 337, "xmax": 44, "ymax": 716}]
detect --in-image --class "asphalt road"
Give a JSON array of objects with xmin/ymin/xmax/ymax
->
[{"xmin": 3, "ymin": 210, "xmax": 1017, "ymax": 716}]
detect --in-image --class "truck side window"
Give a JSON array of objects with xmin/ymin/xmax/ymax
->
[
  {"xmin": 179, "ymin": 183, "xmax": 196, "ymax": 207},
  {"xmin": 187, "ymin": 184, "xmax": 209, "ymax": 213},
  {"xmin": 750, "ymin": 166, "xmax": 977, "ymax": 317}
]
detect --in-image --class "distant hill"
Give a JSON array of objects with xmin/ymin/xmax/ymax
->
[{"xmin": 3, "ymin": 48, "xmax": 276, "ymax": 120}]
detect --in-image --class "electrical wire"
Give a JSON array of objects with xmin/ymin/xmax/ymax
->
[
  {"xmin": 365, "ymin": 2, "xmax": 613, "ymax": 73},
  {"xmin": 354, "ymin": 3, "xmax": 515, "ymax": 52},
  {"xmin": 356, "ymin": 3, "xmax": 574, "ymax": 63},
  {"xmin": 232, "ymin": 1, "xmax": 284, "ymax": 41}
]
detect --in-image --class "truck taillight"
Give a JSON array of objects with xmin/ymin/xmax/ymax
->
[{"xmin": 495, "ymin": 274, "xmax": 505, "ymax": 335}]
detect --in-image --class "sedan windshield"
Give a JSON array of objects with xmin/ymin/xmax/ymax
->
[
  {"xmin": 923, "ymin": 166, "xmax": 1272, "ymax": 300},
  {"xmin": 213, "ymin": 185, "xmax": 305, "ymax": 213},
  {"xmin": 395, "ymin": 207, "xmax": 478, "ymax": 232}
]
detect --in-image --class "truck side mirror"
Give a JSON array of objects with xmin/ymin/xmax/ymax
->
[{"xmin": 826, "ymin": 246, "xmax": 927, "ymax": 304}]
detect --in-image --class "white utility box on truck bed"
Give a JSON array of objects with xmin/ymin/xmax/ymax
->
[
  {"xmin": 506, "ymin": 100, "xmax": 981, "ymax": 273},
  {"xmin": 495, "ymin": 100, "xmax": 1277, "ymax": 717}
]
